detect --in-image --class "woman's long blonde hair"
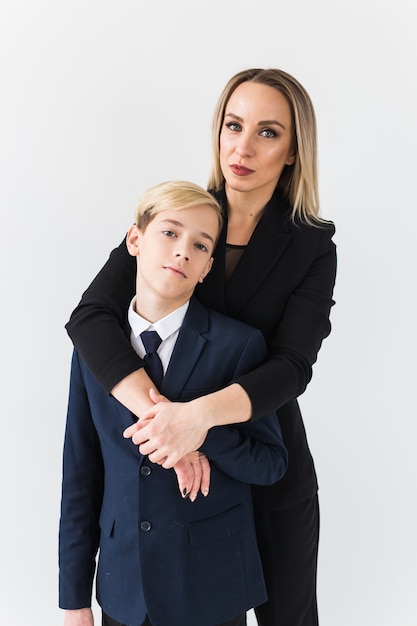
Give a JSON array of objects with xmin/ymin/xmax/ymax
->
[{"xmin": 208, "ymin": 68, "xmax": 322, "ymax": 224}]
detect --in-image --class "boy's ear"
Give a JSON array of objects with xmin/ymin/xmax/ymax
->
[
  {"xmin": 198, "ymin": 257, "xmax": 214, "ymax": 283},
  {"xmin": 126, "ymin": 225, "xmax": 141, "ymax": 256}
]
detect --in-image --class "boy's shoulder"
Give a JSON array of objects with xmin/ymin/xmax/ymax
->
[{"xmin": 187, "ymin": 296, "xmax": 263, "ymax": 342}]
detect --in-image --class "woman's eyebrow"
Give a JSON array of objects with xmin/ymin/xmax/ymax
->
[{"xmin": 225, "ymin": 112, "xmax": 286, "ymax": 130}]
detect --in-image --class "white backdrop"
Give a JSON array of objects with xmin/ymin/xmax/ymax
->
[{"xmin": 1, "ymin": 1, "xmax": 416, "ymax": 624}]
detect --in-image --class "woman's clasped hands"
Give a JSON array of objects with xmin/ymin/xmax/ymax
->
[{"xmin": 123, "ymin": 388, "xmax": 211, "ymax": 502}]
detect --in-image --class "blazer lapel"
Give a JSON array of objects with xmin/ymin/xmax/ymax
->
[
  {"xmin": 197, "ymin": 188, "xmax": 292, "ymax": 318},
  {"xmin": 225, "ymin": 197, "xmax": 292, "ymax": 317},
  {"xmin": 161, "ymin": 298, "xmax": 209, "ymax": 400}
]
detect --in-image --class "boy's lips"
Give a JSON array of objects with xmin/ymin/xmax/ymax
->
[{"xmin": 164, "ymin": 265, "xmax": 186, "ymax": 278}]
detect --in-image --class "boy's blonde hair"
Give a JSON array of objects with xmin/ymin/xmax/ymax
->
[{"xmin": 135, "ymin": 180, "xmax": 223, "ymax": 235}]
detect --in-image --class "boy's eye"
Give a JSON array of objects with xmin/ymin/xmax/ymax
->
[{"xmin": 195, "ymin": 243, "xmax": 208, "ymax": 252}]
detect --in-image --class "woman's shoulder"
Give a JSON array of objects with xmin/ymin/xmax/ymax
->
[
  {"xmin": 281, "ymin": 216, "xmax": 337, "ymax": 268},
  {"xmin": 270, "ymin": 189, "xmax": 335, "ymax": 238},
  {"xmin": 288, "ymin": 214, "xmax": 336, "ymax": 243}
]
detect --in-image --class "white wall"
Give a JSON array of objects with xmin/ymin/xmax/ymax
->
[{"xmin": 1, "ymin": 1, "xmax": 416, "ymax": 624}]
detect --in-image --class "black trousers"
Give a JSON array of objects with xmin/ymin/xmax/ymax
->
[
  {"xmin": 102, "ymin": 615, "xmax": 153, "ymax": 626},
  {"xmin": 253, "ymin": 494, "xmax": 320, "ymax": 626},
  {"xmin": 102, "ymin": 611, "xmax": 246, "ymax": 626}
]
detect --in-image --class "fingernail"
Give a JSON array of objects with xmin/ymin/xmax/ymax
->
[{"xmin": 203, "ymin": 489, "xmax": 209, "ymax": 497}]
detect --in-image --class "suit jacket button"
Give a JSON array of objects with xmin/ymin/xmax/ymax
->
[
  {"xmin": 140, "ymin": 465, "xmax": 151, "ymax": 477},
  {"xmin": 140, "ymin": 520, "xmax": 152, "ymax": 532}
]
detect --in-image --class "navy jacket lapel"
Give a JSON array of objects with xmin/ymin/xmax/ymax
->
[
  {"xmin": 124, "ymin": 303, "xmax": 209, "ymax": 402},
  {"xmin": 161, "ymin": 298, "xmax": 209, "ymax": 400}
]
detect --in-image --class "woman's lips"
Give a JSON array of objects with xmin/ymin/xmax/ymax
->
[{"xmin": 230, "ymin": 164, "xmax": 254, "ymax": 176}]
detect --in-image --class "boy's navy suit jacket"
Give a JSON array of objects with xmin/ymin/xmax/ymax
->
[{"xmin": 59, "ymin": 296, "xmax": 287, "ymax": 626}]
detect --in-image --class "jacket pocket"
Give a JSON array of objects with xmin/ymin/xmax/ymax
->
[{"xmin": 188, "ymin": 503, "xmax": 247, "ymax": 546}]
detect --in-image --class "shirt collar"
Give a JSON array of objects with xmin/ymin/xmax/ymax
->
[{"xmin": 128, "ymin": 297, "xmax": 189, "ymax": 341}]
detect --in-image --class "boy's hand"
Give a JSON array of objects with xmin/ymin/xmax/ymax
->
[
  {"xmin": 174, "ymin": 451, "xmax": 210, "ymax": 501},
  {"xmin": 123, "ymin": 389, "xmax": 211, "ymax": 500},
  {"xmin": 64, "ymin": 608, "xmax": 94, "ymax": 626}
]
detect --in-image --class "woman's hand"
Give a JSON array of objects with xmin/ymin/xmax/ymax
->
[
  {"xmin": 123, "ymin": 389, "xmax": 211, "ymax": 496},
  {"xmin": 124, "ymin": 391, "xmax": 209, "ymax": 467},
  {"xmin": 124, "ymin": 384, "xmax": 252, "ymax": 467}
]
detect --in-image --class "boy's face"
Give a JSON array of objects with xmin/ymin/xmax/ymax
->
[{"xmin": 127, "ymin": 204, "xmax": 219, "ymax": 313}]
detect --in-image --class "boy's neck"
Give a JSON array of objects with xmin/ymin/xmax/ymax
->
[{"xmin": 134, "ymin": 293, "xmax": 190, "ymax": 324}]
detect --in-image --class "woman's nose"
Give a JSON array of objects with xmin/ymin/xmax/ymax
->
[{"xmin": 235, "ymin": 135, "xmax": 253, "ymax": 158}]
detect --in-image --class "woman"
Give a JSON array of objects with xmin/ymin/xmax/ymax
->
[{"xmin": 66, "ymin": 68, "xmax": 337, "ymax": 626}]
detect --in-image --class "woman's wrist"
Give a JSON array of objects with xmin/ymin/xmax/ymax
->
[{"xmin": 190, "ymin": 383, "xmax": 252, "ymax": 429}]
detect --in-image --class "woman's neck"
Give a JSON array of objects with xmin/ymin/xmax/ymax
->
[{"xmin": 225, "ymin": 185, "xmax": 272, "ymax": 245}]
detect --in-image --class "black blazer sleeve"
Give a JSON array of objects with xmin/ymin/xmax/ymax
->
[
  {"xmin": 237, "ymin": 223, "xmax": 336, "ymax": 419},
  {"xmin": 65, "ymin": 238, "xmax": 143, "ymax": 392}
]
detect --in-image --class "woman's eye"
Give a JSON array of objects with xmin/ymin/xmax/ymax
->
[
  {"xmin": 260, "ymin": 128, "xmax": 277, "ymax": 138},
  {"xmin": 195, "ymin": 243, "xmax": 208, "ymax": 252},
  {"xmin": 225, "ymin": 122, "xmax": 241, "ymax": 132},
  {"xmin": 162, "ymin": 230, "xmax": 176, "ymax": 237}
]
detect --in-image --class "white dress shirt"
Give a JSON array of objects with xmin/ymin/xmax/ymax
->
[{"xmin": 128, "ymin": 297, "xmax": 189, "ymax": 375}]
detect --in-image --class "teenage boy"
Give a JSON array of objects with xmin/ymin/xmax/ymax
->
[{"xmin": 59, "ymin": 181, "xmax": 287, "ymax": 626}]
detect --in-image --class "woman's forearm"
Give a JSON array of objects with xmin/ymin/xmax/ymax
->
[
  {"xmin": 128, "ymin": 383, "xmax": 253, "ymax": 468},
  {"xmin": 190, "ymin": 383, "xmax": 252, "ymax": 428},
  {"xmin": 111, "ymin": 368, "xmax": 156, "ymax": 417},
  {"xmin": 66, "ymin": 239, "xmax": 139, "ymax": 393}
]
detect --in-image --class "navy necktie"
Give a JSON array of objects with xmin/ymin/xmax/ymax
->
[{"xmin": 140, "ymin": 330, "xmax": 164, "ymax": 388}]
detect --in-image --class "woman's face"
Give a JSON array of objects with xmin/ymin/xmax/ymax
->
[{"xmin": 219, "ymin": 81, "xmax": 295, "ymax": 199}]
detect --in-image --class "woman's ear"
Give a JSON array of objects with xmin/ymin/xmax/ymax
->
[
  {"xmin": 126, "ymin": 224, "xmax": 141, "ymax": 256},
  {"xmin": 285, "ymin": 151, "xmax": 296, "ymax": 166}
]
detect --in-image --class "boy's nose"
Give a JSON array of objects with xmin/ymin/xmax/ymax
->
[
  {"xmin": 175, "ymin": 251, "xmax": 189, "ymax": 261},
  {"xmin": 175, "ymin": 243, "xmax": 191, "ymax": 261}
]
